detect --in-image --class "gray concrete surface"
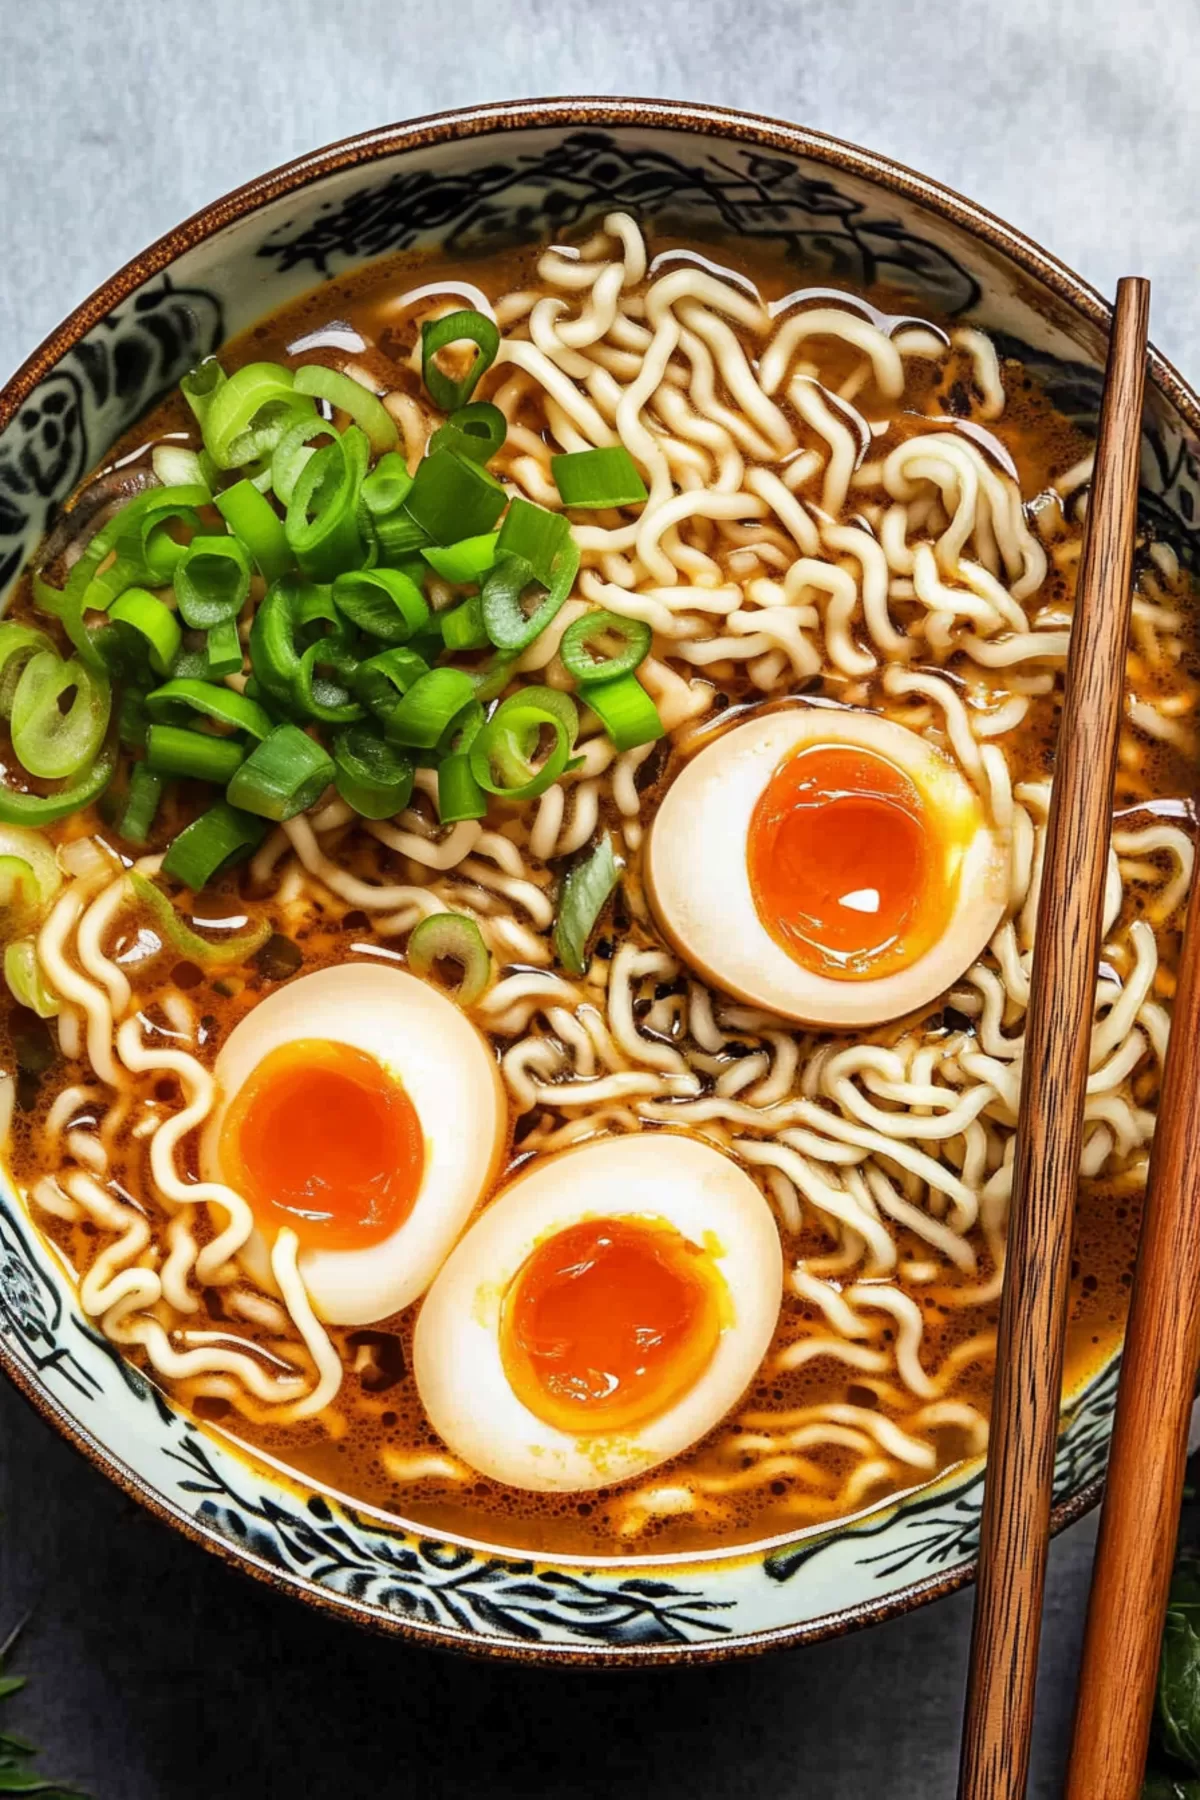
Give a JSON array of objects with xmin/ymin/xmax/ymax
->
[{"xmin": 2, "ymin": 1, "xmax": 1198, "ymax": 1793}]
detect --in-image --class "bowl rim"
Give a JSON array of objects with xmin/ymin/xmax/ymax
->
[{"xmin": 0, "ymin": 93, "xmax": 1168, "ymax": 1664}]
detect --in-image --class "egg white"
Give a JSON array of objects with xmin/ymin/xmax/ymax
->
[
  {"xmin": 200, "ymin": 962, "xmax": 506, "ymax": 1327},
  {"xmin": 645, "ymin": 705, "xmax": 1008, "ymax": 1029},
  {"xmin": 412, "ymin": 1133, "xmax": 783, "ymax": 1493}
]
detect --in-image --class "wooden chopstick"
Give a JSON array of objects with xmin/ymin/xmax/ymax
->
[
  {"xmin": 957, "ymin": 276, "xmax": 1151, "ymax": 1800},
  {"xmin": 1065, "ymin": 621, "xmax": 1200, "ymax": 1783}
]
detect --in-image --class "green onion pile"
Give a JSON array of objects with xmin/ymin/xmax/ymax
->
[{"xmin": 3, "ymin": 310, "xmax": 663, "ymax": 917}]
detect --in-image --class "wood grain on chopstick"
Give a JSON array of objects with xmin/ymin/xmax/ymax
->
[
  {"xmin": 1065, "ymin": 694, "xmax": 1200, "ymax": 1792},
  {"xmin": 957, "ymin": 276, "xmax": 1150, "ymax": 1800}
]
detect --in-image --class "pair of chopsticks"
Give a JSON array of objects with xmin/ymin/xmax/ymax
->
[{"xmin": 957, "ymin": 278, "xmax": 1200, "ymax": 1800}]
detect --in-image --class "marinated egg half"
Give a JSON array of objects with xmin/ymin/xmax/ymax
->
[
  {"xmin": 646, "ymin": 707, "xmax": 1007, "ymax": 1028},
  {"xmin": 413, "ymin": 1135, "xmax": 783, "ymax": 1493},
  {"xmin": 200, "ymin": 963, "xmax": 506, "ymax": 1325}
]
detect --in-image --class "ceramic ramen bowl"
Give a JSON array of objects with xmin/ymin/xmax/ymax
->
[{"xmin": 1, "ymin": 97, "xmax": 1196, "ymax": 1664}]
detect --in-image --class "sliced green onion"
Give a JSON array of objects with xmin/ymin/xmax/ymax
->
[
  {"xmin": 144, "ymin": 678, "xmax": 273, "ymax": 741},
  {"xmin": 107, "ymin": 588, "xmax": 182, "ymax": 676},
  {"xmin": 215, "ymin": 480, "xmax": 292, "ymax": 582},
  {"xmin": 554, "ymin": 834, "xmax": 622, "ymax": 975},
  {"xmin": 404, "ymin": 448, "xmax": 506, "ymax": 545},
  {"xmin": 496, "ymin": 496, "xmax": 573, "ymax": 587},
  {"xmin": 0, "ymin": 858, "xmax": 39, "ymax": 930},
  {"xmin": 167, "ymin": 645, "xmax": 211, "ymax": 681},
  {"xmin": 551, "ymin": 445, "xmax": 649, "ymax": 510},
  {"xmin": 354, "ymin": 646, "xmax": 430, "ymax": 721},
  {"xmin": 582, "ymin": 672, "xmax": 665, "ymax": 752},
  {"xmin": 0, "ymin": 623, "xmax": 56, "ymax": 719},
  {"xmin": 428, "ymin": 401, "xmax": 506, "ymax": 466},
  {"xmin": 285, "ymin": 427, "xmax": 368, "ymax": 582},
  {"xmin": 0, "ymin": 742, "xmax": 116, "ymax": 826},
  {"xmin": 152, "ymin": 443, "xmax": 211, "ymax": 492},
  {"xmin": 382, "ymin": 667, "xmax": 476, "ymax": 750},
  {"xmin": 117, "ymin": 763, "xmax": 165, "ymax": 845},
  {"xmin": 174, "ymin": 536, "xmax": 252, "ymax": 630},
  {"xmin": 332, "ymin": 723, "xmax": 415, "ymax": 820},
  {"xmin": 181, "ymin": 359, "xmax": 227, "ymax": 430},
  {"xmin": 467, "ymin": 650, "xmax": 520, "ymax": 703},
  {"xmin": 128, "ymin": 869, "xmax": 270, "ymax": 965},
  {"xmin": 117, "ymin": 686, "xmax": 149, "ymax": 750},
  {"xmin": 10, "ymin": 651, "xmax": 111, "ymax": 780},
  {"xmin": 420, "ymin": 310, "xmax": 500, "ymax": 411},
  {"xmin": 481, "ymin": 537, "xmax": 581, "ymax": 654},
  {"xmin": 372, "ymin": 509, "xmax": 429, "ymax": 564},
  {"xmin": 0, "ymin": 825, "xmax": 61, "ymax": 916},
  {"xmin": 271, "ymin": 414, "xmax": 339, "ymax": 508},
  {"xmin": 440, "ymin": 593, "xmax": 491, "ymax": 652},
  {"xmin": 559, "ymin": 609, "xmax": 652, "ymax": 685},
  {"xmin": 145, "ymin": 724, "xmax": 245, "ymax": 785},
  {"xmin": 31, "ymin": 485, "xmax": 202, "ymax": 672},
  {"xmin": 422, "ymin": 533, "xmax": 500, "ymax": 586},
  {"xmin": 226, "ymin": 723, "xmax": 334, "ymax": 821},
  {"xmin": 468, "ymin": 698, "xmax": 574, "ymax": 802},
  {"xmin": 161, "ymin": 799, "xmax": 267, "ymax": 888},
  {"xmin": 4, "ymin": 939, "xmax": 60, "ymax": 1018},
  {"xmin": 205, "ymin": 620, "xmax": 244, "ymax": 678},
  {"xmin": 493, "ymin": 683, "xmax": 579, "ymax": 746},
  {"xmin": 407, "ymin": 911, "xmax": 491, "ymax": 1005},
  {"xmin": 293, "ymin": 364, "xmax": 399, "ymax": 456},
  {"xmin": 360, "ymin": 451, "xmax": 414, "ymax": 519},
  {"xmin": 437, "ymin": 752, "xmax": 487, "ymax": 823},
  {"xmin": 202, "ymin": 362, "xmax": 314, "ymax": 469},
  {"xmin": 332, "ymin": 567, "xmax": 429, "ymax": 645}
]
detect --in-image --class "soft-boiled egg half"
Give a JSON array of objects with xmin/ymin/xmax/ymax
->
[
  {"xmin": 645, "ymin": 706, "xmax": 1008, "ymax": 1028},
  {"xmin": 200, "ymin": 963, "xmax": 506, "ymax": 1326},
  {"xmin": 413, "ymin": 1134, "xmax": 783, "ymax": 1493}
]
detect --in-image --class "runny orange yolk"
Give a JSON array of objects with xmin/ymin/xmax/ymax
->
[
  {"xmin": 220, "ymin": 1039, "xmax": 425, "ymax": 1251},
  {"xmin": 500, "ymin": 1216, "xmax": 725, "ymax": 1435},
  {"xmin": 747, "ymin": 742, "xmax": 947, "ymax": 981}
]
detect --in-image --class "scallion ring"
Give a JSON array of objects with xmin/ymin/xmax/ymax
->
[
  {"xmin": 332, "ymin": 567, "xmax": 429, "ymax": 645},
  {"xmin": 551, "ymin": 445, "xmax": 649, "ymax": 510},
  {"xmin": 202, "ymin": 362, "xmax": 315, "ymax": 470},
  {"xmin": 382, "ymin": 667, "xmax": 477, "ymax": 751},
  {"xmin": 107, "ymin": 589, "xmax": 183, "ymax": 677},
  {"xmin": 428, "ymin": 400, "xmax": 507, "ymax": 466},
  {"xmin": 144, "ymin": 678, "xmax": 274, "ymax": 741},
  {"xmin": 468, "ymin": 699, "xmax": 574, "ymax": 802},
  {"xmin": 226, "ymin": 723, "xmax": 335, "ymax": 822},
  {"xmin": 0, "ymin": 623, "xmax": 56, "ymax": 720},
  {"xmin": 10, "ymin": 651, "xmax": 112, "ymax": 781},
  {"xmin": 420, "ymin": 310, "xmax": 500, "ymax": 412},
  {"xmin": 285, "ymin": 427, "xmax": 369, "ymax": 582},
  {"xmin": 215, "ymin": 480, "xmax": 292, "ymax": 583},
  {"xmin": 559, "ymin": 609, "xmax": 652, "ymax": 685},
  {"xmin": 117, "ymin": 764, "xmax": 165, "ymax": 846},
  {"xmin": 293, "ymin": 364, "xmax": 400, "ymax": 457},
  {"xmin": 161, "ymin": 799, "xmax": 267, "ymax": 889},
  {"xmin": 581, "ymin": 671, "xmax": 665, "ymax": 752},
  {"xmin": 331, "ymin": 723, "xmax": 415, "ymax": 820},
  {"xmin": 407, "ymin": 911, "xmax": 492, "ymax": 1006},
  {"xmin": 359, "ymin": 451, "xmax": 414, "ymax": 519},
  {"xmin": 0, "ymin": 743, "xmax": 117, "ymax": 827},
  {"xmin": 174, "ymin": 536, "xmax": 252, "ymax": 631},
  {"xmin": 403, "ymin": 448, "xmax": 507, "ymax": 545},
  {"xmin": 553, "ymin": 834, "xmax": 623, "ymax": 976},
  {"xmin": 480, "ymin": 536, "xmax": 581, "ymax": 654},
  {"xmin": 145, "ymin": 724, "xmax": 246, "ymax": 786}
]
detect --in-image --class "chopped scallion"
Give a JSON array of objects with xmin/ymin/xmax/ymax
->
[
  {"xmin": 161, "ymin": 799, "xmax": 267, "ymax": 888},
  {"xmin": 551, "ymin": 445, "xmax": 649, "ymax": 509},
  {"xmin": 226, "ymin": 723, "xmax": 334, "ymax": 821},
  {"xmin": 420, "ymin": 310, "xmax": 500, "ymax": 411}
]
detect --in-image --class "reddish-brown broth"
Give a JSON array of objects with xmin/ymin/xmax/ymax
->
[{"xmin": 0, "ymin": 232, "xmax": 1190, "ymax": 1556}]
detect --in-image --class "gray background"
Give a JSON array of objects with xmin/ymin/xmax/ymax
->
[{"xmin": 1, "ymin": 1, "xmax": 1197, "ymax": 1794}]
